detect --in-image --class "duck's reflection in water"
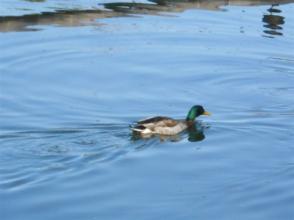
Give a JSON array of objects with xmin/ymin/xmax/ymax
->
[
  {"xmin": 187, "ymin": 124, "xmax": 206, "ymax": 142},
  {"xmin": 131, "ymin": 123, "xmax": 207, "ymax": 143}
]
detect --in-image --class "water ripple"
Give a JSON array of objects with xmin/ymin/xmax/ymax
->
[{"xmin": 0, "ymin": 123, "xmax": 159, "ymax": 190}]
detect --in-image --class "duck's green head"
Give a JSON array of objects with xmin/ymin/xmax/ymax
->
[{"xmin": 186, "ymin": 105, "xmax": 211, "ymax": 121}]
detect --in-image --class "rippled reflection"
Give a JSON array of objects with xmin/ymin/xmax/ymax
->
[
  {"xmin": 24, "ymin": 0, "xmax": 46, "ymax": 2},
  {"xmin": 0, "ymin": 0, "xmax": 294, "ymax": 32},
  {"xmin": 0, "ymin": 9, "xmax": 120, "ymax": 32},
  {"xmin": 263, "ymin": 4, "xmax": 285, "ymax": 37}
]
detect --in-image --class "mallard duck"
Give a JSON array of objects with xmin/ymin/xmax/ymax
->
[{"xmin": 131, "ymin": 105, "xmax": 210, "ymax": 136}]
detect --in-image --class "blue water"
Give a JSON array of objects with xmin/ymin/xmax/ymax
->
[{"xmin": 1, "ymin": 1, "xmax": 294, "ymax": 219}]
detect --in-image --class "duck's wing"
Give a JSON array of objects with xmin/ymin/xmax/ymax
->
[
  {"xmin": 132, "ymin": 117, "xmax": 186, "ymax": 135},
  {"xmin": 137, "ymin": 116, "xmax": 174, "ymax": 125},
  {"xmin": 137, "ymin": 116, "xmax": 179, "ymax": 131}
]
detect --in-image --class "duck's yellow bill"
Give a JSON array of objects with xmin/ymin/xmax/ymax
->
[{"xmin": 203, "ymin": 111, "xmax": 211, "ymax": 116}]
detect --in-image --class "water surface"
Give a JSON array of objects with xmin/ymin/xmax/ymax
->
[{"xmin": 1, "ymin": 1, "xmax": 294, "ymax": 220}]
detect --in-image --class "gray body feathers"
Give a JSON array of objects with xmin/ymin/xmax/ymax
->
[{"xmin": 132, "ymin": 116, "xmax": 188, "ymax": 135}]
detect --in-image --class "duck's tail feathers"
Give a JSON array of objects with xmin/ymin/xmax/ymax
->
[
  {"xmin": 131, "ymin": 128, "xmax": 144, "ymax": 132},
  {"xmin": 131, "ymin": 125, "xmax": 146, "ymax": 132},
  {"xmin": 131, "ymin": 125, "xmax": 153, "ymax": 134}
]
